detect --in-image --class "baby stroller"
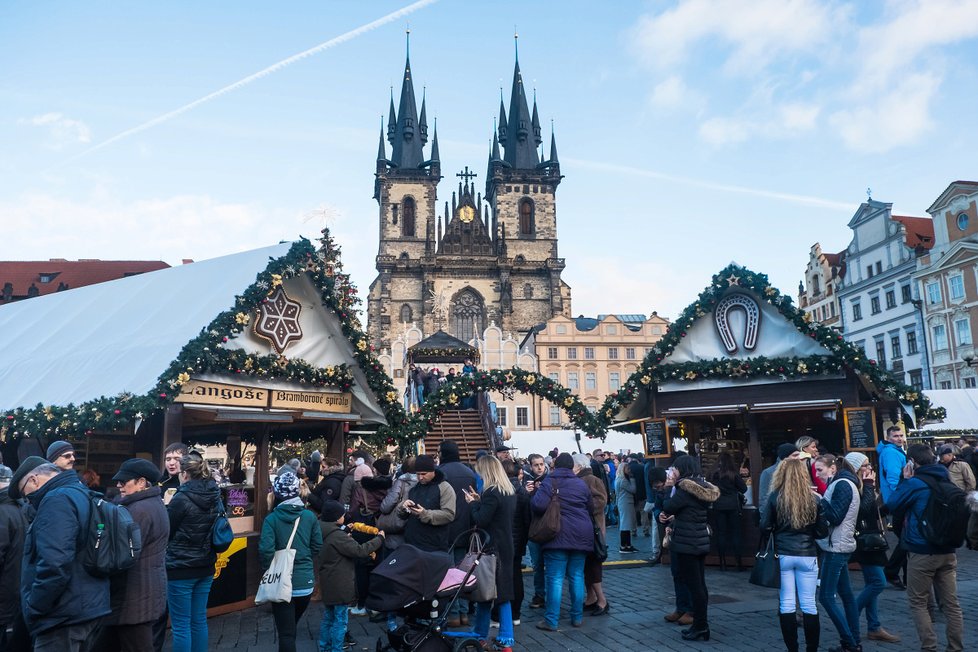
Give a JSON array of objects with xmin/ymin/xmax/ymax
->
[{"xmin": 368, "ymin": 530, "xmax": 489, "ymax": 652}]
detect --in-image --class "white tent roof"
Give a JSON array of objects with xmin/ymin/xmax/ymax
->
[
  {"xmin": 505, "ymin": 429, "xmax": 650, "ymax": 458},
  {"xmin": 920, "ymin": 389, "xmax": 978, "ymax": 431},
  {"xmin": 0, "ymin": 242, "xmax": 386, "ymax": 423}
]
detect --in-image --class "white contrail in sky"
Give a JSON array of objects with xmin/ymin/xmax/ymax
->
[
  {"xmin": 57, "ymin": 0, "xmax": 439, "ymax": 167},
  {"xmin": 569, "ymin": 158, "xmax": 855, "ymax": 212}
]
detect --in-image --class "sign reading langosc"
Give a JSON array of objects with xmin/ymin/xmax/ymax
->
[{"xmin": 175, "ymin": 379, "xmax": 352, "ymax": 414}]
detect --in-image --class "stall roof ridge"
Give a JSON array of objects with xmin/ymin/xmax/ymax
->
[{"xmin": 0, "ymin": 242, "xmax": 293, "ymax": 410}]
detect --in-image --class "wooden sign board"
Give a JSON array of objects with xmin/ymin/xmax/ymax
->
[
  {"xmin": 269, "ymin": 390, "xmax": 352, "ymax": 413},
  {"xmin": 175, "ymin": 380, "xmax": 268, "ymax": 408},
  {"xmin": 844, "ymin": 406, "xmax": 878, "ymax": 452},
  {"xmin": 642, "ymin": 418, "xmax": 672, "ymax": 459}
]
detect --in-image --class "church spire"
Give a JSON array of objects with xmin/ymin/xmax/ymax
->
[
  {"xmin": 531, "ymin": 91, "xmax": 542, "ymax": 146},
  {"xmin": 419, "ymin": 89, "xmax": 429, "ymax": 145},
  {"xmin": 549, "ymin": 127, "xmax": 559, "ymax": 165},
  {"xmin": 429, "ymin": 118, "xmax": 440, "ymax": 165},
  {"xmin": 389, "ymin": 31, "xmax": 425, "ymax": 169},
  {"xmin": 501, "ymin": 35, "xmax": 539, "ymax": 169},
  {"xmin": 377, "ymin": 117, "xmax": 387, "ymax": 162},
  {"xmin": 387, "ymin": 90, "xmax": 396, "ymax": 144},
  {"xmin": 497, "ymin": 88, "xmax": 508, "ymax": 143}
]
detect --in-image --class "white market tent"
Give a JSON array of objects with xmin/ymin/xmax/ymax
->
[
  {"xmin": 505, "ymin": 428, "xmax": 651, "ymax": 458},
  {"xmin": 919, "ymin": 389, "xmax": 978, "ymax": 432},
  {"xmin": 0, "ymin": 242, "xmax": 386, "ymax": 423}
]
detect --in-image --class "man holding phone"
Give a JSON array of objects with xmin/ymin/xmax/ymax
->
[{"xmin": 524, "ymin": 453, "xmax": 549, "ymax": 610}]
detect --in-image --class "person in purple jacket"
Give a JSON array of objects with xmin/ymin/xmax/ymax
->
[{"xmin": 530, "ymin": 453, "xmax": 594, "ymax": 631}]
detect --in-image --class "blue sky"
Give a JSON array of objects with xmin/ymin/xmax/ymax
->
[{"xmin": 3, "ymin": 0, "xmax": 978, "ymax": 321}]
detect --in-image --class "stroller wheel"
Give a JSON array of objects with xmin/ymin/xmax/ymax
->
[{"xmin": 451, "ymin": 638, "xmax": 483, "ymax": 652}]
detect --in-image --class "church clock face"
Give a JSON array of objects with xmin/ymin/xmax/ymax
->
[{"xmin": 459, "ymin": 205, "xmax": 476, "ymax": 223}]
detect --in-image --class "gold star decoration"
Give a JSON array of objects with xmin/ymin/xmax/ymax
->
[{"xmin": 505, "ymin": 372, "xmax": 515, "ymax": 383}]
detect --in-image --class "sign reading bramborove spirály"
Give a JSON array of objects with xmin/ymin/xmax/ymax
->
[{"xmin": 269, "ymin": 390, "xmax": 352, "ymax": 413}]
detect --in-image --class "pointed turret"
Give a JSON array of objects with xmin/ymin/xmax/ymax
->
[
  {"xmin": 549, "ymin": 129, "xmax": 559, "ymax": 165},
  {"xmin": 491, "ymin": 130, "xmax": 501, "ymax": 161},
  {"xmin": 387, "ymin": 91, "xmax": 396, "ymax": 144},
  {"xmin": 389, "ymin": 35, "xmax": 425, "ymax": 169},
  {"xmin": 531, "ymin": 94, "xmax": 542, "ymax": 145},
  {"xmin": 429, "ymin": 119, "xmax": 440, "ymax": 163},
  {"xmin": 497, "ymin": 89, "xmax": 508, "ymax": 142},
  {"xmin": 377, "ymin": 118, "xmax": 387, "ymax": 162},
  {"xmin": 419, "ymin": 91, "xmax": 428, "ymax": 145}
]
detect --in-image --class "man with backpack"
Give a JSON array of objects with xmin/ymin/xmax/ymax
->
[
  {"xmin": 10, "ymin": 456, "xmax": 110, "ymax": 652},
  {"xmin": 886, "ymin": 443, "xmax": 966, "ymax": 652}
]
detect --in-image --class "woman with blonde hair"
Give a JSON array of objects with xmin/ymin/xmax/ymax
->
[
  {"xmin": 760, "ymin": 458, "xmax": 828, "ymax": 652},
  {"xmin": 464, "ymin": 455, "xmax": 516, "ymax": 652}
]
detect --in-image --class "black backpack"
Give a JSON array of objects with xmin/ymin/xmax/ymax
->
[
  {"xmin": 81, "ymin": 491, "xmax": 143, "ymax": 578},
  {"xmin": 916, "ymin": 474, "xmax": 969, "ymax": 549}
]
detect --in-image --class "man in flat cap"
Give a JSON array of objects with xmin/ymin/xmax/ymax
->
[
  {"xmin": 92, "ymin": 459, "xmax": 169, "ymax": 651},
  {"xmin": 45, "ymin": 440, "xmax": 76, "ymax": 472},
  {"xmin": 11, "ymin": 456, "xmax": 110, "ymax": 651}
]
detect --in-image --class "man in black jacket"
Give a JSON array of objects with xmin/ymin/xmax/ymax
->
[
  {"xmin": 438, "ymin": 440, "xmax": 477, "ymax": 626},
  {"xmin": 11, "ymin": 457, "xmax": 111, "ymax": 652},
  {"xmin": 0, "ymin": 464, "xmax": 30, "ymax": 652}
]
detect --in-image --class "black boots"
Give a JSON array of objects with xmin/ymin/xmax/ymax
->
[
  {"xmin": 802, "ymin": 613, "xmax": 820, "ymax": 652},
  {"xmin": 779, "ymin": 613, "xmax": 799, "ymax": 652}
]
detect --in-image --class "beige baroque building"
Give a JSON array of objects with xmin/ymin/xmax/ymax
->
[
  {"xmin": 915, "ymin": 180, "xmax": 978, "ymax": 389},
  {"xmin": 798, "ymin": 243, "xmax": 845, "ymax": 327},
  {"xmin": 531, "ymin": 313, "xmax": 670, "ymax": 429}
]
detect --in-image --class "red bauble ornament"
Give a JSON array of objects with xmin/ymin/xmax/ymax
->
[{"xmin": 114, "ymin": 409, "xmax": 121, "ymax": 415}]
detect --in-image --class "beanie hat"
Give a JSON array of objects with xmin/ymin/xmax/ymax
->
[
  {"xmin": 320, "ymin": 499, "xmax": 346, "ymax": 522},
  {"xmin": 554, "ymin": 452, "xmax": 574, "ymax": 470},
  {"xmin": 373, "ymin": 458, "xmax": 392, "ymax": 476},
  {"xmin": 415, "ymin": 455, "xmax": 436, "ymax": 473},
  {"xmin": 353, "ymin": 463, "xmax": 374, "ymax": 482},
  {"xmin": 9, "ymin": 456, "xmax": 48, "ymax": 500},
  {"xmin": 45, "ymin": 440, "xmax": 74, "ymax": 463},
  {"xmin": 844, "ymin": 452, "xmax": 869, "ymax": 471},
  {"xmin": 273, "ymin": 471, "xmax": 301, "ymax": 500},
  {"xmin": 776, "ymin": 443, "xmax": 798, "ymax": 461}
]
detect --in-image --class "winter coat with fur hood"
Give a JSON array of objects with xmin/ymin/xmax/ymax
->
[{"xmin": 662, "ymin": 477, "xmax": 720, "ymax": 555}]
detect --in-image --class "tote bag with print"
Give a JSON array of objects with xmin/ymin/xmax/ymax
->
[{"xmin": 255, "ymin": 517, "xmax": 302, "ymax": 605}]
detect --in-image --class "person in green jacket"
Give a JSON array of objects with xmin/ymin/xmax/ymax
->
[
  {"xmin": 259, "ymin": 471, "xmax": 323, "ymax": 652},
  {"xmin": 317, "ymin": 500, "xmax": 384, "ymax": 652}
]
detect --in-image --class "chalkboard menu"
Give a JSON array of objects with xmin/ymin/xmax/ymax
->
[
  {"xmin": 643, "ymin": 418, "xmax": 672, "ymax": 459},
  {"xmin": 844, "ymin": 407, "xmax": 878, "ymax": 452}
]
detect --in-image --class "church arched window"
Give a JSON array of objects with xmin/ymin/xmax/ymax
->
[
  {"xmin": 453, "ymin": 288, "xmax": 485, "ymax": 344},
  {"xmin": 519, "ymin": 198, "xmax": 534, "ymax": 235},
  {"xmin": 400, "ymin": 304, "xmax": 413, "ymax": 324},
  {"xmin": 402, "ymin": 197, "xmax": 416, "ymax": 237}
]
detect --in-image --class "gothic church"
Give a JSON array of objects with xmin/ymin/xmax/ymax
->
[{"xmin": 366, "ymin": 41, "xmax": 572, "ymax": 352}]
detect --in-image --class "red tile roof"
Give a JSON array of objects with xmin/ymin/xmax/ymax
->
[
  {"xmin": 0, "ymin": 259, "xmax": 170, "ymax": 301},
  {"xmin": 891, "ymin": 215, "xmax": 935, "ymax": 250}
]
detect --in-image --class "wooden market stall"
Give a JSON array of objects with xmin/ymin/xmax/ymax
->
[
  {"xmin": 608, "ymin": 264, "xmax": 938, "ymax": 566},
  {"xmin": 0, "ymin": 237, "xmax": 399, "ymax": 612}
]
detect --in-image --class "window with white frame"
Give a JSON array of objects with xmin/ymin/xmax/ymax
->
[
  {"xmin": 585, "ymin": 372, "xmax": 597, "ymax": 390},
  {"xmin": 891, "ymin": 333, "xmax": 902, "ymax": 359},
  {"xmin": 584, "ymin": 347, "xmax": 595, "ymax": 360},
  {"xmin": 933, "ymin": 324, "xmax": 949, "ymax": 350},
  {"xmin": 949, "ymin": 274, "xmax": 965, "ymax": 301},
  {"xmin": 609, "ymin": 372, "xmax": 620, "ymax": 391},
  {"xmin": 516, "ymin": 406, "xmax": 529, "ymax": 427},
  {"xmin": 940, "ymin": 380, "xmax": 953, "ymax": 389},
  {"xmin": 625, "ymin": 347, "xmax": 636, "ymax": 360},
  {"xmin": 870, "ymin": 295, "xmax": 881, "ymax": 315},
  {"xmin": 567, "ymin": 372, "xmax": 579, "ymax": 390},
  {"xmin": 906, "ymin": 329, "xmax": 919, "ymax": 355},
  {"xmin": 927, "ymin": 281, "xmax": 942, "ymax": 305},
  {"xmin": 608, "ymin": 347, "xmax": 619, "ymax": 360},
  {"xmin": 497, "ymin": 406, "xmax": 508, "ymax": 426},
  {"xmin": 852, "ymin": 301, "xmax": 862, "ymax": 321},
  {"xmin": 547, "ymin": 347, "xmax": 558, "ymax": 359},
  {"xmin": 964, "ymin": 376, "xmax": 977, "ymax": 389},
  {"xmin": 567, "ymin": 347, "xmax": 578, "ymax": 360},
  {"xmin": 955, "ymin": 317, "xmax": 972, "ymax": 345},
  {"xmin": 549, "ymin": 405, "xmax": 561, "ymax": 425},
  {"xmin": 548, "ymin": 372, "xmax": 559, "ymax": 383},
  {"xmin": 885, "ymin": 290, "xmax": 896, "ymax": 309}
]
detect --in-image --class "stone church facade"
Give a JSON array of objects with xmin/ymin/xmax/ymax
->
[{"xmin": 366, "ymin": 45, "xmax": 572, "ymax": 353}]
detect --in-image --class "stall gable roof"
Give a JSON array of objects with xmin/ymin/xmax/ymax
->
[{"xmin": 0, "ymin": 243, "xmax": 293, "ymax": 409}]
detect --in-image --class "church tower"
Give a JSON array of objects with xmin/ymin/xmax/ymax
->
[{"xmin": 368, "ymin": 33, "xmax": 441, "ymax": 347}]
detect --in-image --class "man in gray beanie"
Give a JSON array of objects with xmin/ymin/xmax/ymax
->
[{"xmin": 45, "ymin": 440, "xmax": 76, "ymax": 471}]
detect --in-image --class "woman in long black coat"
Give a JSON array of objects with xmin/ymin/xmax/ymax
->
[{"xmin": 465, "ymin": 455, "xmax": 516, "ymax": 650}]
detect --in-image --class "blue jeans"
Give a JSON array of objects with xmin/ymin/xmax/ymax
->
[
  {"xmin": 318, "ymin": 605, "xmax": 348, "ymax": 652},
  {"xmin": 474, "ymin": 601, "xmax": 514, "ymax": 647},
  {"xmin": 778, "ymin": 555, "xmax": 819, "ymax": 615},
  {"xmin": 856, "ymin": 563, "xmax": 886, "ymax": 632},
  {"xmin": 670, "ymin": 550, "xmax": 693, "ymax": 613},
  {"xmin": 416, "ymin": 386, "xmax": 424, "ymax": 405},
  {"xmin": 528, "ymin": 541, "xmax": 545, "ymax": 599},
  {"xmin": 167, "ymin": 574, "xmax": 214, "ymax": 652},
  {"xmin": 543, "ymin": 549, "xmax": 586, "ymax": 628},
  {"xmin": 819, "ymin": 551, "xmax": 860, "ymax": 647}
]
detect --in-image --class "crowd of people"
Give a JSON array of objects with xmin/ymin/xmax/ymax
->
[
  {"xmin": 406, "ymin": 359, "xmax": 479, "ymax": 409},
  {"xmin": 1, "ymin": 431, "xmax": 976, "ymax": 652}
]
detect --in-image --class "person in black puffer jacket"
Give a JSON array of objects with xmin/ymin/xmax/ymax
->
[
  {"xmin": 307, "ymin": 458, "xmax": 345, "ymax": 515},
  {"xmin": 166, "ymin": 452, "xmax": 221, "ymax": 652},
  {"xmin": 661, "ymin": 455, "xmax": 719, "ymax": 642},
  {"xmin": 0, "ymin": 465, "xmax": 30, "ymax": 652},
  {"xmin": 709, "ymin": 452, "xmax": 748, "ymax": 571},
  {"xmin": 761, "ymin": 458, "xmax": 828, "ymax": 652}
]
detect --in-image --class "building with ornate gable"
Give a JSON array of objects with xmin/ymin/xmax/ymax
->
[
  {"xmin": 798, "ymin": 243, "xmax": 845, "ymax": 328},
  {"xmin": 366, "ymin": 42, "xmax": 572, "ymax": 355}
]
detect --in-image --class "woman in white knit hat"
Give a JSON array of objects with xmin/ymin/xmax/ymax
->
[{"xmin": 845, "ymin": 452, "xmax": 901, "ymax": 645}]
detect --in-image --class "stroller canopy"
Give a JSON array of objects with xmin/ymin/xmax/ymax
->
[{"xmin": 366, "ymin": 545, "xmax": 453, "ymax": 612}]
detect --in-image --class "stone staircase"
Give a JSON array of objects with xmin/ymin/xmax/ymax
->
[{"xmin": 423, "ymin": 409, "xmax": 492, "ymax": 464}]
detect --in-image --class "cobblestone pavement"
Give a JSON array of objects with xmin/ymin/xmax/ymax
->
[{"xmin": 203, "ymin": 528, "xmax": 978, "ymax": 651}]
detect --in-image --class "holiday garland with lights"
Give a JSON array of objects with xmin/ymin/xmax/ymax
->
[
  {"xmin": 597, "ymin": 264, "xmax": 945, "ymax": 424},
  {"xmin": 378, "ymin": 368, "xmax": 603, "ymax": 448},
  {"xmin": 1, "ymin": 229, "xmax": 407, "ymax": 443}
]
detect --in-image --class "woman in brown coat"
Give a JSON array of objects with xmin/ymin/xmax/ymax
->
[{"xmin": 574, "ymin": 453, "xmax": 609, "ymax": 616}]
